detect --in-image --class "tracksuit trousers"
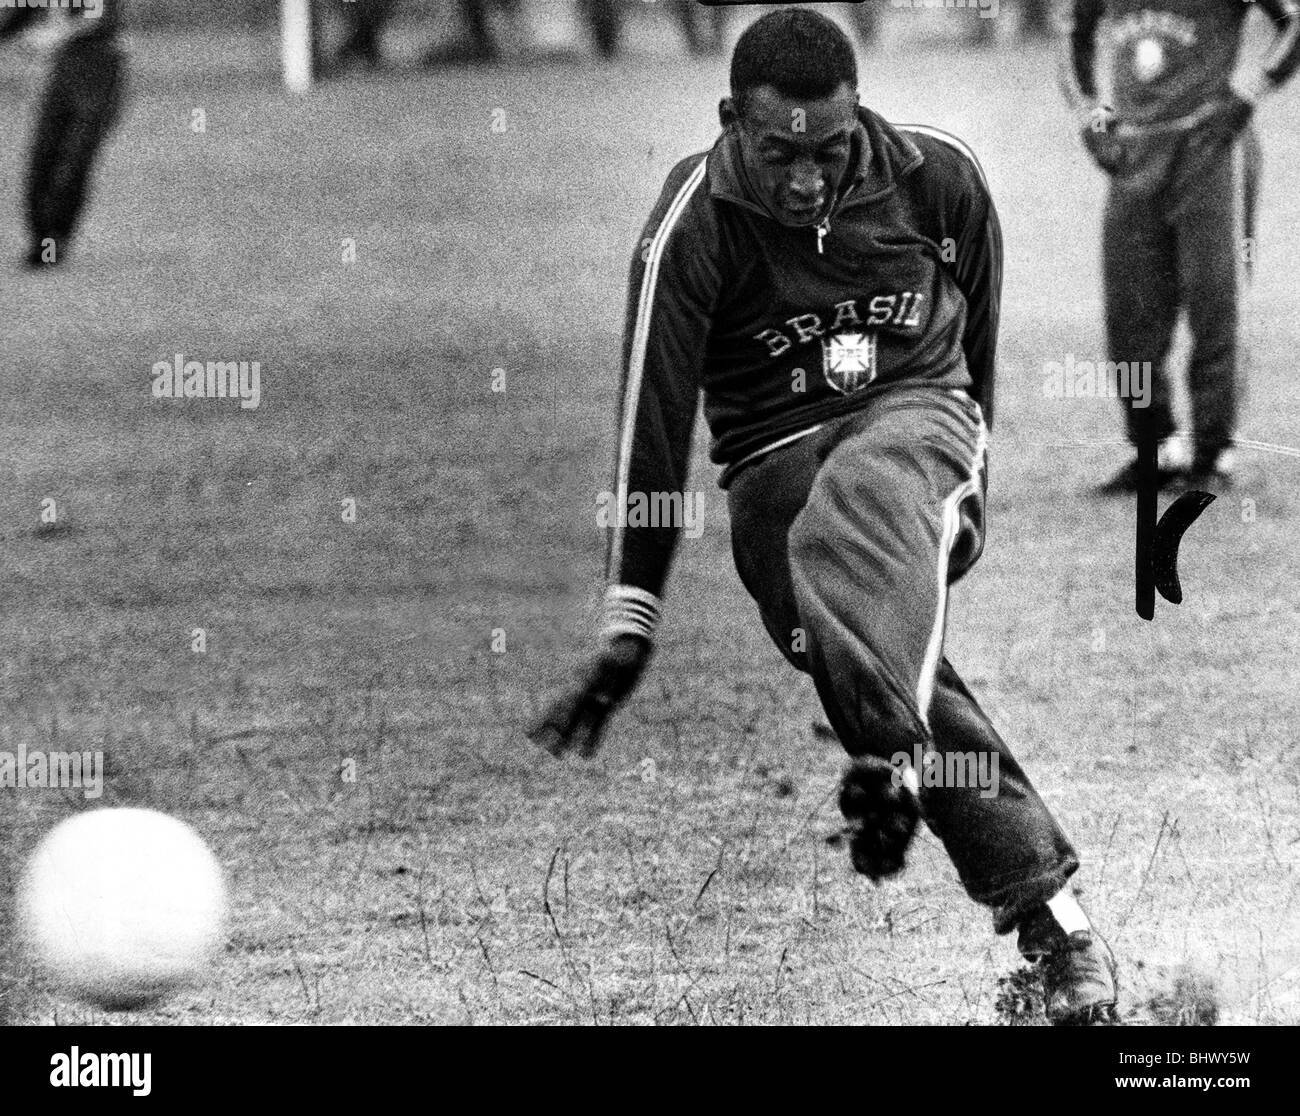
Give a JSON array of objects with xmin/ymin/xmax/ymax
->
[
  {"xmin": 726, "ymin": 385, "xmax": 1079, "ymax": 933},
  {"xmin": 24, "ymin": 38, "xmax": 125, "ymax": 264},
  {"xmin": 1103, "ymin": 126, "xmax": 1260, "ymax": 457}
]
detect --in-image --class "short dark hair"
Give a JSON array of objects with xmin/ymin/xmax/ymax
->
[{"xmin": 730, "ymin": 8, "xmax": 858, "ymax": 115}]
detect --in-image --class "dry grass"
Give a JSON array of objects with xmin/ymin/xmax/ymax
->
[{"xmin": 2, "ymin": 19, "xmax": 1298, "ymax": 1026}]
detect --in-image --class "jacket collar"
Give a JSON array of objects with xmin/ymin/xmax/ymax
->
[{"xmin": 708, "ymin": 106, "xmax": 925, "ymax": 222}]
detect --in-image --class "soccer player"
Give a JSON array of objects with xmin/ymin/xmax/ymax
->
[
  {"xmin": 1068, "ymin": 0, "xmax": 1300, "ymax": 490},
  {"xmin": 0, "ymin": 0, "xmax": 126, "ymax": 269},
  {"xmin": 529, "ymin": 8, "xmax": 1118, "ymax": 1024}
]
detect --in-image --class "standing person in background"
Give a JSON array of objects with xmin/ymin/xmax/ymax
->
[
  {"xmin": 421, "ymin": 0, "xmax": 721, "ymax": 65},
  {"xmin": 422, "ymin": 0, "xmax": 626, "ymax": 65},
  {"xmin": 0, "ymin": 0, "xmax": 126, "ymax": 270},
  {"xmin": 672, "ymin": 0, "xmax": 727, "ymax": 56},
  {"xmin": 580, "ymin": 0, "xmax": 621, "ymax": 58},
  {"xmin": 970, "ymin": 0, "xmax": 1056, "ymax": 46},
  {"xmin": 335, "ymin": 0, "xmax": 396, "ymax": 71},
  {"xmin": 424, "ymin": 0, "xmax": 521, "ymax": 65},
  {"xmin": 1069, "ymin": 0, "xmax": 1300, "ymax": 490},
  {"xmin": 852, "ymin": 0, "xmax": 880, "ymax": 48},
  {"xmin": 1021, "ymin": 0, "xmax": 1055, "ymax": 40},
  {"xmin": 587, "ymin": 0, "xmax": 728, "ymax": 59}
]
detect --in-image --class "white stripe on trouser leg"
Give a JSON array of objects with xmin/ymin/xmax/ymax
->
[
  {"xmin": 1232, "ymin": 134, "xmax": 1250, "ymax": 444},
  {"xmin": 1233, "ymin": 136, "xmax": 1246, "ymax": 287},
  {"xmin": 915, "ymin": 420, "xmax": 987, "ymax": 731}
]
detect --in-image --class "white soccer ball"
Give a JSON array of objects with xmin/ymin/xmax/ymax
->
[{"xmin": 19, "ymin": 808, "xmax": 227, "ymax": 1011}]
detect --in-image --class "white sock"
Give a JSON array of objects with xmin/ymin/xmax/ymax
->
[
  {"xmin": 900, "ymin": 766, "xmax": 921, "ymax": 795},
  {"xmin": 1046, "ymin": 889, "xmax": 1091, "ymax": 935}
]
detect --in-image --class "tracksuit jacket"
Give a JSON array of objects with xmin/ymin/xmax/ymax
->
[{"xmin": 603, "ymin": 108, "xmax": 1003, "ymax": 639}]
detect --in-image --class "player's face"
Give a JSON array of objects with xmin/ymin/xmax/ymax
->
[{"xmin": 734, "ymin": 83, "xmax": 860, "ymax": 227}]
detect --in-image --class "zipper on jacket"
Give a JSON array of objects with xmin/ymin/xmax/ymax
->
[{"xmin": 814, "ymin": 179, "xmax": 856, "ymax": 253}]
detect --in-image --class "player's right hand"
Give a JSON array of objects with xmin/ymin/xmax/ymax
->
[
  {"xmin": 1080, "ymin": 106, "xmax": 1125, "ymax": 175},
  {"xmin": 527, "ymin": 635, "xmax": 653, "ymax": 759}
]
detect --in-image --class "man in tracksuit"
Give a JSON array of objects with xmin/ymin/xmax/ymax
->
[
  {"xmin": 530, "ymin": 8, "xmax": 1117, "ymax": 1025},
  {"xmin": 0, "ymin": 0, "xmax": 125, "ymax": 269},
  {"xmin": 1069, "ymin": 0, "xmax": 1300, "ymax": 489}
]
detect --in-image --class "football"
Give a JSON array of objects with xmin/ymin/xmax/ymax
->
[{"xmin": 19, "ymin": 808, "xmax": 227, "ymax": 1011}]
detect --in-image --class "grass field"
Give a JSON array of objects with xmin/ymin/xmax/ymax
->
[{"xmin": 2, "ymin": 11, "xmax": 1299, "ymax": 1026}]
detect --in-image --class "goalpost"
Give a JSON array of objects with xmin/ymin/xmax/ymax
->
[{"xmin": 280, "ymin": 0, "xmax": 314, "ymax": 92}]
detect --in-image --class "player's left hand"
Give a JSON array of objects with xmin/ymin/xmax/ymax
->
[{"xmin": 527, "ymin": 635, "xmax": 652, "ymax": 759}]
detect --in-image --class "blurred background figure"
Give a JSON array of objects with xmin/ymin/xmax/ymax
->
[
  {"xmin": 670, "ymin": 0, "xmax": 727, "ymax": 56},
  {"xmin": 423, "ymin": 0, "xmax": 523, "ymax": 64},
  {"xmin": 577, "ymin": 0, "xmax": 730, "ymax": 60},
  {"xmin": 1020, "ymin": 0, "xmax": 1055, "ymax": 39},
  {"xmin": 421, "ymin": 0, "xmax": 640, "ymax": 65},
  {"xmin": 0, "ymin": 0, "xmax": 127, "ymax": 269},
  {"xmin": 335, "ymin": 0, "xmax": 1063, "ymax": 71},
  {"xmin": 971, "ymin": 0, "xmax": 1057, "ymax": 46},
  {"xmin": 579, "ymin": 0, "xmax": 621, "ymax": 58},
  {"xmin": 335, "ymin": 0, "xmax": 396, "ymax": 71},
  {"xmin": 850, "ymin": 0, "xmax": 880, "ymax": 48},
  {"xmin": 542, "ymin": 0, "xmax": 731, "ymax": 62}
]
